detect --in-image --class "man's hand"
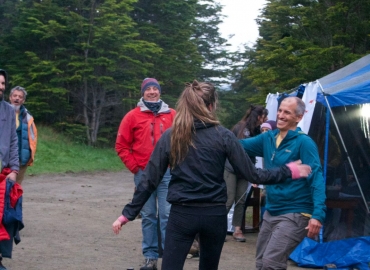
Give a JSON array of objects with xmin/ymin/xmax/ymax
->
[
  {"xmin": 7, "ymin": 171, "xmax": 17, "ymax": 182},
  {"xmin": 305, "ymin": 218, "xmax": 322, "ymax": 239}
]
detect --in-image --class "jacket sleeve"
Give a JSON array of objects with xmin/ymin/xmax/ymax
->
[
  {"xmin": 27, "ymin": 115, "xmax": 37, "ymax": 166},
  {"xmin": 122, "ymin": 130, "xmax": 171, "ymax": 220},
  {"xmin": 300, "ymin": 137, "xmax": 326, "ymax": 223},
  {"xmin": 239, "ymin": 133, "xmax": 265, "ymax": 157},
  {"xmin": 226, "ymin": 132, "xmax": 291, "ymax": 185},
  {"xmin": 9, "ymin": 111, "xmax": 19, "ymax": 171},
  {"xmin": 115, "ymin": 113, "xmax": 139, "ymax": 174}
]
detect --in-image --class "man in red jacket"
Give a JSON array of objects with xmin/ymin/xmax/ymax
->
[{"xmin": 115, "ymin": 78, "xmax": 175, "ymax": 270}]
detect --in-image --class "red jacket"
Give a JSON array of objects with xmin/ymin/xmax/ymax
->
[
  {"xmin": 115, "ymin": 99, "xmax": 176, "ymax": 174},
  {"xmin": 0, "ymin": 168, "xmax": 23, "ymax": 241}
]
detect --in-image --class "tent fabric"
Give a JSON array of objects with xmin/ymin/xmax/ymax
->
[
  {"xmin": 265, "ymin": 93, "xmax": 280, "ymax": 122},
  {"xmin": 316, "ymin": 54, "xmax": 370, "ymax": 107},
  {"xmin": 290, "ymin": 236, "xmax": 370, "ymax": 269},
  {"xmin": 298, "ymin": 82, "xmax": 319, "ymax": 134}
]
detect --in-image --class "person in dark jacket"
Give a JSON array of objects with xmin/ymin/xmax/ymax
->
[{"xmin": 112, "ymin": 81, "xmax": 311, "ymax": 270}]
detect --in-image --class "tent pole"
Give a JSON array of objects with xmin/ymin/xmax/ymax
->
[{"xmin": 317, "ymin": 80, "xmax": 370, "ymax": 214}]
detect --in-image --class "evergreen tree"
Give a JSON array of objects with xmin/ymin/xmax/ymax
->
[
  {"xmin": 193, "ymin": 0, "xmax": 230, "ymax": 83},
  {"xmin": 131, "ymin": 0, "xmax": 202, "ymax": 104},
  {"xmin": 0, "ymin": 0, "xmax": 237, "ymax": 144},
  {"xmin": 1, "ymin": 0, "xmax": 160, "ymax": 146},
  {"xmin": 235, "ymin": 0, "xmax": 370, "ymax": 99}
]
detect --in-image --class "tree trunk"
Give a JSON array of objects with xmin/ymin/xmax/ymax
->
[{"xmin": 83, "ymin": 77, "xmax": 91, "ymax": 146}]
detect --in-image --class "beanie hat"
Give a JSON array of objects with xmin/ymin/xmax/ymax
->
[
  {"xmin": 266, "ymin": 120, "xmax": 277, "ymax": 130},
  {"xmin": 141, "ymin": 78, "xmax": 161, "ymax": 95},
  {"xmin": 261, "ymin": 123, "xmax": 272, "ymax": 130}
]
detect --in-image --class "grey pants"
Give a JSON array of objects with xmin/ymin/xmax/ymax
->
[
  {"xmin": 256, "ymin": 211, "xmax": 309, "ymax": 270},
  {"xmin": 224, "ymin": 170, "xmax": 248, "ymax": 227},
  {"xmin": 16, "ymin": 164, "xmax": 28, "ymax": 185}
]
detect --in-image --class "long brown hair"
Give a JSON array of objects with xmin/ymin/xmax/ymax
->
[
  {"xmin": 170, "ymin": 80, "xmax": 219, "ymax": 167},
  {"xmin": 233, "ymin": 105, "xmax": 267, "ymax": 139}
]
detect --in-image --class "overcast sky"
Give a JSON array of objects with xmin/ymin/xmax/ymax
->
[{"xmin": 217, "ymin": 0, "xmax": 267, "ymax": 50}]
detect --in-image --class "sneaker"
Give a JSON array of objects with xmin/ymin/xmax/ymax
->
[
  {"xmin": 232, "ymin": 230, "xmax": 246, "ymax": 242},
  {"xmin": 0, "ymin": 262, "xmax": 6, "ymax": 270},
  {"xmin": 140, "ymin": 258, "xmax": 157, "ymax": 270}
]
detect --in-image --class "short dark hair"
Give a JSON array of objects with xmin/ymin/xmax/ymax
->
[{"xmin": 0, "ymin": 69, "xmax": 8, "ymax": 85}]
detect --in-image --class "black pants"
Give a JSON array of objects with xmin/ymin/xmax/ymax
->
[{"xmin": 162, "ymin": 204, "xmax": 227, "ymax": 270}]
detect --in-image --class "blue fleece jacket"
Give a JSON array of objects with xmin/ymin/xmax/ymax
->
[{"xmin": 240, "ymin": 127, "xmax": 326, "ymax": 223}]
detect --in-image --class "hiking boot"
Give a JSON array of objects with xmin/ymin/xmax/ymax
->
[
  {"xmin": 0, "ymin": 257, "xmax": 6, "ymax": 270},
  {"xmin": 140, "ymin": 258, "xmax": 157, "ymax": 270}
]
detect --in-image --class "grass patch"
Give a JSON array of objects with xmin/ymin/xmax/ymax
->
[{"xmin": 27, "ymin": 125, "xmax": 125, "ymax": 175}]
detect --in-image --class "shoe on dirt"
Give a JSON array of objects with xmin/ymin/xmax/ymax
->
[{"xmin": 140, "ymin": 258, "xmax": 157, "ymax": 270}]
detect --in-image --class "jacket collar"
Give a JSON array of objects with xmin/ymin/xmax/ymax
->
[
  {"xmin": 137, "ymin": 97, "xmax": 171, "ymax": 114},
  {"xmin": 271, "ymin": 126, "xmax": 305, "ymax": 139},
  {"xmin": 193, "ymin": 119, "xmax": 215, "ymax": 130}
]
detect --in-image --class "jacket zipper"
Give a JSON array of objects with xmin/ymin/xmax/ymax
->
[
  {"xmin": 151, "ymin": 122, "xmax": 154, "ymax": 146},
  {"xmin": 271, "ymin": 151, "xmax": 275, "ymax": 161}
]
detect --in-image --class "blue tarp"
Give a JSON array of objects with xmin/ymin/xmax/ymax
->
[
  {"xmin": 290, "ymin": 237, "xmax": 370, "ymax": 269},
  {"xmin": 316, "ymin": 54, "xmax": 370, "ymax": 107}
]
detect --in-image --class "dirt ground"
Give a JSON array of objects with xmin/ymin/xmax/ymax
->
[{"xmin": 3, "ymin": 170, "xmax": 315, "ymax": 270}]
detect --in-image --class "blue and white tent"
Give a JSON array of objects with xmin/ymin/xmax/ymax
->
[{"xmin": 316, "ymin": 54, "xmax": 370, "ymax": 108}]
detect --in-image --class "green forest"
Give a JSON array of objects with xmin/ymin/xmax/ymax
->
[{"xmin": 1, "ymin": 0, "xmax": 369, "ymax": 147}]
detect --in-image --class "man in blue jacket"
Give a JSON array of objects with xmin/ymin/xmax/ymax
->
[{"xmin": 240, "ymin": 97, "xmax": 326, "ymax": 270}]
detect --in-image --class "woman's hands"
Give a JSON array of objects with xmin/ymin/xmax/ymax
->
[
  {"xmin": 112, "ymin": 215, "xmax": 129, "ymax": 235},
  {"xmin": 286, "ymin": 160, "xmax": 312, "ymax": 179}
]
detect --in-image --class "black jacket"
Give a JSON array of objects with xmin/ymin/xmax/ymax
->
[
  {"xmin": 123, "ymin": 121, "xmax": 292, "ymax": 220},
  {"xmin": 224, "ymin": 125, "xmax": 259, "ymax": 174}
]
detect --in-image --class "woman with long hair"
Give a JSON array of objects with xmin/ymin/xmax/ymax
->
[
  {"xmin": 112, "ymin": 80, "xmax": 311, "ymax": 270},
  {"xmin": 224, "ymin": 105, "xmax": 268, "ymax": 242}
]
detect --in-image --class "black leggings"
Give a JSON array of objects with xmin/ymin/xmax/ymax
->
[{"xmin": 162, "ymin": 205, "xmax": 227, "ymax": 270}]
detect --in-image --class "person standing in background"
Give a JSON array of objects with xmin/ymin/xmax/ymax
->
[
  {"xmin": 0, "ymin": 69, "xmax": 18, "ymax": 181},
  {"xmin": 115, "ymin": 78, "xmax": 176, "ymax": 270},
  {"xmin": 224, "ymin": 105, "xmax": 268, "ymax": 242},
  {"xmin": 260, "ymin": 120, "xmax": 277, "ymax": 133},
  {"xmin": 9, "ymin": 86, "xmax": 37, "ymax": 185},
  {"xmin": 0, "ymin": 69, "xmax": 24, "ymax": 270}
]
